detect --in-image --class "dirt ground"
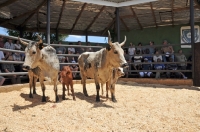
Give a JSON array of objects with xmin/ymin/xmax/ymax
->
[{"xmin": 0, "ymin": 81, "xmax": 200, "ymax": 132}]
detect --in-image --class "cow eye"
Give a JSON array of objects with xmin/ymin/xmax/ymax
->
[
  {"xmin": 114, "ymin": 50, "xmax": 118, "ymax": 54},
  {"xmin": 32, "ymin": 51, "xmax": 36, "ymax": 54}
]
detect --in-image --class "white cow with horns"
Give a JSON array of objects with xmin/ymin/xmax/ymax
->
[
  {"xmin": 78, "ymin": 30, "xmax": 128, "ymax": 102},
  {"xmin": 18, "ymin": 36, "xmax": 60, "ymax": 102}
]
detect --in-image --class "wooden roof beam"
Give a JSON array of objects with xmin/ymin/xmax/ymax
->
[
  {"xmin": 173, "ymin": 5, "xmax": 199, "ymax": 12},
  {"xmin": 150, "ymin": 2, "xmax": 157, "ymax": 28},
  {"xmin": 171, "ymin": 0, "xmax": 175, "ymax": 26},
  {"xmin": 0, "ymin": 0, "xmax": 18, "ymax": 9},
  {"xmin": 0, "ymin": 0, "xmax": 46, "ymax": 26},
  {"xmin": 56, "ymin": 0, "xmax": 66, "ymax": 29},
  {"xmin": 130, "ymin": 6, "xmax": 143, "ymax": 30},
  {"xmin": 37, "ymin": 10, "xmax": 39, "ymax": 31},
  {"xmin": 120, "ymin": 17, "xmax": 129, "ymax": 32},
  {"xmin": 70, "ymin": 3, "xmax": 87, "ymax": 34},
  {"xmin": 20, "ymin": 0, "xmax": 47, "ymax": 28},
  {"xmin": 102, "ymin": 18, "xmax": 116, "ymax": 35},
  {"xmin": 85, "ymin": 6, "xmax": 105, "ymax": 31}
]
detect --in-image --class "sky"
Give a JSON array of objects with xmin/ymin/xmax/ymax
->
[{"xmin": 0, "ymin": 27, "xmax": 108, "ymax": 43}]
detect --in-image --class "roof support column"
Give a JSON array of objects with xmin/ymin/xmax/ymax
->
[
  {"xmin": 19, "ymin": 27, "xmax": 24, "ymax": 38},
  {"xmin": 86, "ymin": 32, "xmax": 88, "ymax": 43},
  {"xmin": 56, "ymin": 29, "xmax": 59, "ymax": 41},
  {"xmin": 190, "ymin": 0, "xmax": 195, "ymax": 82},
  {"xmin": 46, "ymin": 0, "xmax": 50, "ymax": 44},
  {"xmin": 116, "ymin": 7, "xmax": 120, "ymax": 42}
]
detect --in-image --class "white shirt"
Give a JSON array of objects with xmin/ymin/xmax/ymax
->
[
  {"xmin": 68, "ymin": 47, "xmax": 75, "ymax": 53},
  {"xmin": 153, "ymin": 55, "xmax": 162, "ymax": 62},
  {"xmin": 14, "ymin": 44, "xmax": 22, "ymax": 50},
  {"xmin": 0, "ymin": 51, "xmax": 4, "ymax": 60},
  {"xmin": 128, "ymin": 47, "xmax": 135, "ymax": 55}
]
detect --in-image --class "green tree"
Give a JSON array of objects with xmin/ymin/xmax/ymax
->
[{"xmin": 7, "ymin": 29, "xmax": 68, "ymax": 42}]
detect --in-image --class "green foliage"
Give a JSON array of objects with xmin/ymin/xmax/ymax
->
[{"xmin": 6, "ymin": 29, "xmax": 68, "ymax": 42}]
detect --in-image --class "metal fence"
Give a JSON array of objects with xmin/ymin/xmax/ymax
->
[{"xmin": 0, "ymin": 34, "xmax": 192, "ymax": 79}]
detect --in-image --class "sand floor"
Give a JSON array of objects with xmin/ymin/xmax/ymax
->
[{"xmin": 0, "ymin": 81, "xmax": 200, "ymax": 132}]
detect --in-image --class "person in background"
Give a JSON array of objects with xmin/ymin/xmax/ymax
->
[
  {"xmin": 153, "ymin": 50, "xmax": 162, "ymax": 62},
  {"xmin": 161, "ymin": 40, "xmax": 174, "ymax": 62},
  {"xmin": 56, "ymin": 41, "xmax": 66, "ymax": 54},
  {"xmin": 136, "ymin": 42, "xmax": 144, "ymax": 54},
  {"xmin": 149, "ymin": 41, "xmax": 155, "ymax": 55},
  {"xmin": 85, "ymin": 42, "xmax": 93, "ymax": 52},
  {"xmin": 70, "ymin": 58, "xmax": 79, "ymax": 78},
  {"xmin": 133, "ymin": 50, "xmax": 143, "ymax": 70},
  {"xmin": 68, "ymin": 42, "xmax": 75, "ymax": 54},
  {"xmin": 14, "ymin": 40, "xmax": 23, "ymax": 50},
  {"xmin": 0, "ymin": 36, "xmax": 4, "ymax": 48},
  {"xmin": 175, "ymin": 49, "xmax": 187, "ymax": 71},
  {"xmin": 128, "ymin": 42, "xmax": 135, "ymax": 62},
  {"xmin": 154, "ymin": 58, "xmax": 165, "ymax": 78},
  {"xmin": 57, "ymin": 50, "xmax": 66, "ymax": 70},
  {"xmin": 139, "ymin": 58, "xmax": 153, "ymax": 78},
  {"xmin": 2, "ymin": 56, "xmax": 21, "ymax": 84},
  {"xmin": 4, "ymin": 38, "xmax": 15, "ymax": 59},
  {"xmin": 12, "ymin": 52, "xmax": 23, "ymax": 72},
  {"xmin": 75, "ymin": 41, "xmax": 85, "ymax": 54},
  {"xmin": 0, "ymin": 49, "xmax": 5, "ymax": 86}
]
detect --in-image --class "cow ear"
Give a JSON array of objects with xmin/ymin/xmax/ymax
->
[
  {"xmin": 106, "ymin": 45, "xmax": 111, "ymax": 51},
  {"xmin": 38, "ymin": 43, "xmax": 44, "ymax": 50}
]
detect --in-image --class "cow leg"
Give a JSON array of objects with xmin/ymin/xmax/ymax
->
[
  {"xmin": 66, "ymin": 84, "xmax": 70, "ymax": 96},
  {"xmin": 101, "ymin": 83, "xmax": 104, "ymax": 96},
  {"xmin": 95, "ymin": 83, "xmax": 100, "ymax": 102},
  {"xmin": 106, "ymin": 82, "xmax": 109, "ymax": 98},
  {"xmin": 40, "ymin": 79, "xmax": 46, "ymax": 102},
  {"xmin": 70, "ymin": 82, "xmax": 76, "ymax": 101},
  {"xmin": 62, "ymin": 83, "xmax": 66, "ymax": 100},
  {"xmin": 53, "ymin": 79, "xmax": 59, "ymax": 102},
  {"xmin": 33, "ymin": 76, "xmax": 37, "ymax": 94},
  {"xmin": 81, "ymin": 78, "xmax": 88, "ymax": 96},
  {"xmin": 28, "ymin": 74, "xmax": 33, "ymax": 98},
  {"xmin": 110, "ymin": 84, "xmax": 117, "ymax": 102}
]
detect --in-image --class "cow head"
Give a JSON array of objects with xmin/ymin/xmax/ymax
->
[
  {"xmin": 116, "ymin": 67, "xmax": 125, "ymax": 77},
  {"xmin": 107, "ymin": 30, "xmax": 128, "ymax": 68},
  {"xmin": 18, "ymin": 35, "xmax": 43, "ymax": 70}
]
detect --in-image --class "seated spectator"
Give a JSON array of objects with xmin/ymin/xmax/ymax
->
[
  {"xmin": 75, "ymin": 41, "xmax": 85, "ymax": 54},
  {"xmin": 166, "ymin": 57, "xmax": 187, "ymax": 79},
  {"xmin": 2, "ymin": 56, "xmax": 21, "ymax": 84},
  {"xmin": 143, "ymin": 48, "xmax": 153, "ymax": 63},
  {"xmin": 14, "ymin": 40, "xmax": 23, "ymax": 50},
  {"xmin": 0, "ymin": 50, "xmax": 5, "ymax": 60},
  {"xmin": 161, "ymin": 40, "xmax": 174, "ymax": 62},
  {"xmin": 4, "ymin": 38, "xmax": 15, "ymax": 58},
  {"xmin": 56, "ymin": 41, "xmax": 66, "ymax": 54},
  {"xmin": 139, "ymin": 58, "xmax": 153, "ymax": 78},
  {"xmin": 128, "ymin": 42, "xmax": 135, "ymax": 62},
  {"xmin": 154, "ymin": 58, "xmax": 165, "ymax": 78},
  {"xmin": 133, "ymin": 50, "xmax": 142, "ymax": 70},
  {"xmin": 93, "ymin": 43, "xmax": 100, "ymax": 52},
  {"xmin": 153, "ymin": 50, "xmax": 162, "ymax": 62},
  {"xmin": 124, "ymin": 50, "xmax": 130, "ymax": 77},
  {"xmin": 66, "ymin": 50, "xmax": 74, "ymax": 63},
  {"xmin": 0, "ymin": 36, "xmax": 4, "ymax": 48},
  {"xmin": 57, "ymin": 50, "xmax": 66, "ymax": 70},
  {"xmin": 149, "ymin": 41, "xmax": 155, "ymax": 55},
  {"xmin": 136, "ymin": 42, "xmax": 145, "ymax": 54},
  {"xmin": 85, "ymin": 42, "xmax": 93, "ymax": 52},
  {"xmin": 0, "ymin": 75, "xmax": 5, "ymax": 86},
  {"xmin": 68, "ymin": 42, "xmax": 75, "ymax": 54},
  {"xmin": 70, "ymin": 59, "xmax": 79, "ymax": 78},
  {"xmin": 13, "ymin": 52, "xmax": 23, "ymax": 72}
]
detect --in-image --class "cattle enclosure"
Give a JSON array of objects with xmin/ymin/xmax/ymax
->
[{"xmin": 0, "ymin": 81, "xmax": 200, "ymax": 132}]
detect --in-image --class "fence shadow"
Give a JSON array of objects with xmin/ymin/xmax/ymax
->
[{"xmin": 75, "ymin": 92, "xmax": 114, "ymax": 108}]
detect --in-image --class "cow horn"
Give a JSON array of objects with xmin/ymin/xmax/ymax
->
[
  {"xmin": 18, "ymin": 36, "xmax": 28, "ymax": 46},
  {"xmin": 37, "ymin": 35, "xmax": 42, "ymax": 44},
  {"xmin": 119, "ymin": 36, "xmax": 126, "ymax": 47},
  {"xmin": 108, "ymin": 30, "xmax": 112, "ymax": 46}
]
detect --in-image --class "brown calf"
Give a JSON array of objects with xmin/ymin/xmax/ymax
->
[{"xmin": 59, "ymin": 66, "xmax": 76, "ymax": 100}]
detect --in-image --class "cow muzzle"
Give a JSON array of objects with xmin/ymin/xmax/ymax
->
[
  {"xmin": 22, "ymin": 65, "xmax": 31, "ymax": 71},
  {"xmin": 121, "ymin": 63, "xmax": 129, "ymax": 68}
]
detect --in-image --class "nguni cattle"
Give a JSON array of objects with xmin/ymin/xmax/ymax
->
[
  {"xmin": 59, "ymin": 66, "xmax": 76, "ymax": 100},
  {"xmin": 101, "ymin": 67, "xmax": 125, "ymax": 102},
  {"xmin": 18, "ymin": 36, "xmax": 60, "ymax": 102},
  {"xmin": 78, "ymin": 30, "xmax": 128, "ymax": 102}
]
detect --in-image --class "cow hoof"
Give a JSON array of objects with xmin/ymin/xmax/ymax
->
[
  {"xmin": 112, "ymin": 99, "xmax": 117, "ymax": 102},
  {"xmin": 29, "ymin": 94, "xmax": 33, "ymax": 98},
  {"xmin": 56, "ymin": 96, "xmax": 59, "ymax": 102},
  {"xmin": 106, "ymin": 94, "xmax": 109, "ymax": 98},
  {"xmin": 33, "ymin": 91, "xmax": 37, "ymax": 94},
  {"xmin": 62, "ymin": 96, "xmax": 66, "ymax": 100},
  {"xmin": 96, "ymin": 97, "xmax": 100, "ymax": 102},
  {"xmin": 73, "ymin": 97, "xmax": 76, "ymax": 101},
  {"xmin": 84, "ymin": 93, "xmax": 89, "ymax": 97},
  {"xmin": 42, "ymin": 97, "xmax": 46, "ymax": 102}
]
